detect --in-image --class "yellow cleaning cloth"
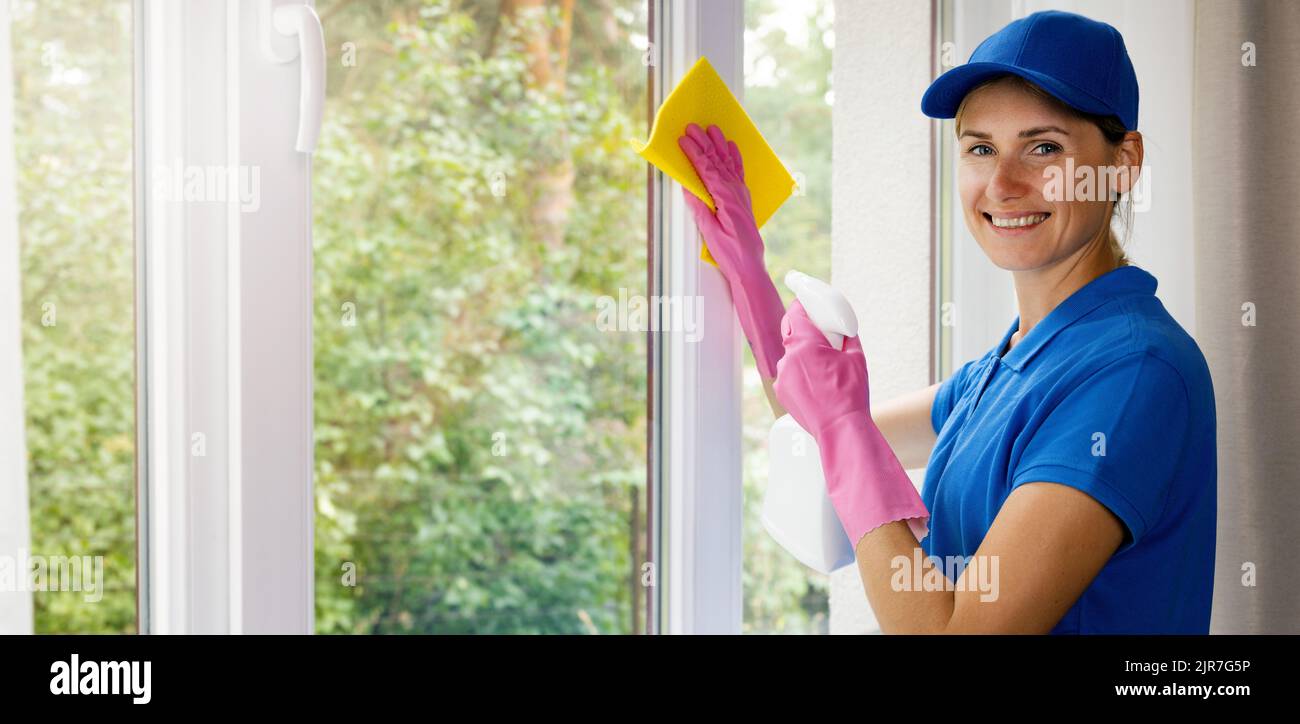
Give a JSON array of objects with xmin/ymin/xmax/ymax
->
[{"xmin": 633, "ymin": 56, "xmax": 794, "ymax": 266}]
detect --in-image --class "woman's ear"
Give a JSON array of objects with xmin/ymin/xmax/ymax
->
[{"xmin": 1112, "ymin": 131, "xmax": 1144, "ymax": 196}]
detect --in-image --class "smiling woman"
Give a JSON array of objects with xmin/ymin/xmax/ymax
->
[
  {"xmin": 773, "ymin": 8, "xmax": 1217, "ymax": 634},
  {"xmin": 955, "ymin": 73, "xmax": 1136, "ymax": 271},
  {"xmin": 908, "ymin": 10, "xmax": 1215, "ymax": 634}
]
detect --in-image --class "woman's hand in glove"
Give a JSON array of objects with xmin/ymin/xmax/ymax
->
[
  {"xmin": 677, "ymin": 123, "xmax": 765, "ymax": 279},
  {"xmin": 678, "ymin": 123, "xmax": 786, "ymax": 379},
  {"xmin": 773, "ymin": 300, "xmax": 930, "ymax": 549}
]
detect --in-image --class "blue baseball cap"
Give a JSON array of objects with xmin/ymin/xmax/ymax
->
[{"xmin": 921, "ymin": 10, "xmax": 1139, "ymax": 131}]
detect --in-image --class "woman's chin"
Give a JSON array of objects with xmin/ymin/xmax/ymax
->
[
  {"xmin": 988, "ymin": 256, "xmax": 1044, "ymax": 272},
  {"xmin": 975, "ymin": 239, "xmax": 1051, "ymax": 272}
]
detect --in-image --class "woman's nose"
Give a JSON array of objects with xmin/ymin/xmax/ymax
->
[{"xmin": 984, "ymin": 156, "xmax": 1035, "ymax": 203}]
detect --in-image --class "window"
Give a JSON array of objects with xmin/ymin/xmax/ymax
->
[
  {"xmin": 741, "ymin": 0, "xmax": 833, "ymax": 634},
  {"xmin": 1, "ymin": 0, "xmax": 824, "ymax": 635},
  {"xmin": 311, "ymin": 0, "xmax": 651, "ymax": 634},
  {"xmin": 4, "ymin": 0, "xmax": 137, "ymax": 633}
]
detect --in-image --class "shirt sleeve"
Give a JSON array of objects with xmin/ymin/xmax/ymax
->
[
  {"xmin": 931, "ymin": 357, "xmax": 981, "ymax": 435},
  {"xmin": 1009, "ymin": 352, "xmax": 1190, "ymax": 555}
]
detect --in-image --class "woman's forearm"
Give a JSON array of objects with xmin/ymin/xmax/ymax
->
[
  {"xmin": 856, "ymin": 520, "xmax": 955, "ymax": 633},
  {"xmin": 853, "ymin": 385, "xmax": 949, "ymax": 630},
  {"xmin": 761, "ymin": 374, "xmax": 787, "ymax": 418}
]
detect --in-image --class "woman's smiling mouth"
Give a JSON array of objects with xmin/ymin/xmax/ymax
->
[{"xmin": 983, "ymin": 211, "xmax": 1051, "ymax": 234}]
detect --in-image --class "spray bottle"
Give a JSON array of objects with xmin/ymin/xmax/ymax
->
[{"xmin": 762, "ymin": 270, "xmax": 859, "ymax": 574}]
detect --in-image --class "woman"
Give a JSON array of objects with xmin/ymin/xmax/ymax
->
[{"xmin": 679, "ymin": 10, "xmax": 1216, "ymax": 634}]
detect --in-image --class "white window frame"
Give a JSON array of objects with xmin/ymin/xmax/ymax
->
[
  {"xmin": 0, "ymin": 0, "xmax": 35, "ymax": 635},
  {"xmin": 652, "ymin": 0, "xmax": 746, "ymax": 635},
  {"xmin": 136, "ymin": 0, "xmax": 315, "ymax": 634}
]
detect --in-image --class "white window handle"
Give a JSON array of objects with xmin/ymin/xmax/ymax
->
[{"xmin": 261, "ymin": 0, "xmax": 325, "ymax": 153}]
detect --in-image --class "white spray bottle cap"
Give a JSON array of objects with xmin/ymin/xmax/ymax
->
[{"xmin": 784, "ymin": 270, "xmax": 858, "ymax": 351}]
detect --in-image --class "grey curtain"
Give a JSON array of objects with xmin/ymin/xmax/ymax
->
[{"xmin": 1194, "ymin": 0, "xmax": 1300, "ymax": 633}]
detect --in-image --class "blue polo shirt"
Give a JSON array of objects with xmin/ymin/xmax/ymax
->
[{"xmin": 923, "ymin": 265, "xmax": 1217, "ymax": 634}]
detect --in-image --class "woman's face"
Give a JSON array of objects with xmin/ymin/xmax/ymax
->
[{"xmin": 957, "ymin": 78, "xmax": 1124, "ymax": 272}]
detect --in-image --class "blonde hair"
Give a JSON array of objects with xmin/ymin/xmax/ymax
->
[{"xmin": 955, "ymin": 74, "xmax": 1133, "ymax": 267}]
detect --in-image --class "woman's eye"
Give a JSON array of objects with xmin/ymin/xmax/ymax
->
[
  {"xmin": 968, "ymin": 144, "xmax": 993, "ymax": 156},
  {"xmin": 1031, "ymin": 142, "xmax": 1062, "ymax": 155}
]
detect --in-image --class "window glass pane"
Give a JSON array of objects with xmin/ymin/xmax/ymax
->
[
  {"xmin": 8, "ymin": 0, "xmax": 137, "ymax": 633},
  {"xmin": 742, "ymin": 0, "xmax": 834, "ymax": 634},
  {"xmin": 312, "ymin": 0, "xmax": 650, "ymax": 634}
]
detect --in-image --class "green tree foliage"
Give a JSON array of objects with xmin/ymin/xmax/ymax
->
[
  {"xmin": 13, "ymin": 0, "xmax": 136, "ymax": 634},
  {"xmin": 311, "ymin": 0, "xmax": 648, "ymax": 634}
]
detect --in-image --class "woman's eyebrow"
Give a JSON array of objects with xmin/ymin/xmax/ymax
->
[
  {"xmin": 1018, "ymin": 125, "xmax": 1070, "ymax": 137},
  {"xmin": 958, "ymin": 125, "xmax": 1070, "ymax": 140}
]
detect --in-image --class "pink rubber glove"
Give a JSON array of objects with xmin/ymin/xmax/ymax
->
[
  {"xmin": 773, "ymin": 300, "xmax": 930, "ymax": 549},
  {"xmin": 678, "ymin": 123, "xmax": 786, "ymax": 379}
]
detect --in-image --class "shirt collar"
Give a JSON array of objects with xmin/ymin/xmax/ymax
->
[{"xmin": 996, "ymin": 265, "xmax": 1158, "ymax": 372}]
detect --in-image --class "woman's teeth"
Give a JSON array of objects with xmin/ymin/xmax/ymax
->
[{"xmin": 989, "ymin": 213, "xmax": 1049, "ymax": 228}]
